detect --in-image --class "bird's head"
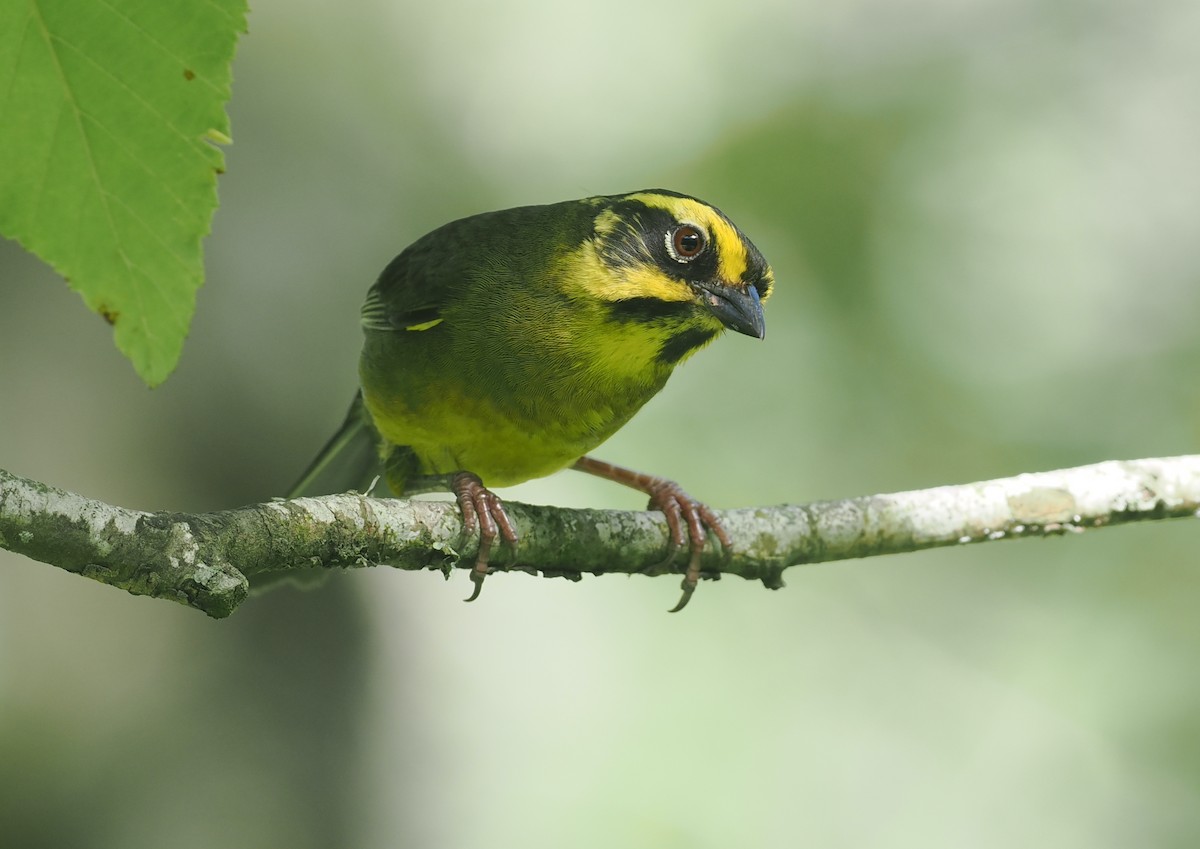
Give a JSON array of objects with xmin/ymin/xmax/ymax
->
[{"xmin": 564, "ymin": 190, "xmax": 773, "ymax": 367}]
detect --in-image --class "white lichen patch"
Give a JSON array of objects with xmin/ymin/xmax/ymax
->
[
  {"xmin": 164, "ymin": 522, "xmax": 199, "ymax": 571},
  {"xmin": 66, "ymin": 492, "xmax": 145, "ymax": 537}
]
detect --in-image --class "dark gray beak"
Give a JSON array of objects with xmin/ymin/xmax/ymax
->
[{"xmin": 696, "ymin": 281, "xmax": 766, "ymax": 339}]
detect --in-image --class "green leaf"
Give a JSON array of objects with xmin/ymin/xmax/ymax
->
[{"xmin": 0, "ymin": 0, "xmax": 247, "ymax": 386}]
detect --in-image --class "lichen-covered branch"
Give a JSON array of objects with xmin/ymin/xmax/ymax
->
[{"xmin": 2, "ymin": 456, "xmax": 1198, "ymax": 618}]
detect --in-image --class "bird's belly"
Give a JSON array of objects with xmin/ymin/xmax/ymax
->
[{"xmin": 363, "ymin": 386, "xmax": 636, "ymax": 488}]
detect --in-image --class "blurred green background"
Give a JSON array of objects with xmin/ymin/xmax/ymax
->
[{"xmin": 3, "ymin": 0, "xmax": 1199, "ymax": 846}]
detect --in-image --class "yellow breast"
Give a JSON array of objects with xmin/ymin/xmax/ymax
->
[{"xmin": 362, "ymin": 378, "xmax": 652, "ymax": 487}]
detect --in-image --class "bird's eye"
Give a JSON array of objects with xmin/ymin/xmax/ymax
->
[{"xmin": 669, "ymin": 225, "xmax": 706, "ymax": 261}]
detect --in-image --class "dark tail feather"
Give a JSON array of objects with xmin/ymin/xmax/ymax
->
[
  {"xmin": 286, "ymin": 391, "xmax": 380, "ymax": 498},
  {"xmin": 255, "ymin": 392, "xmax": 379, "ymax": 592}
]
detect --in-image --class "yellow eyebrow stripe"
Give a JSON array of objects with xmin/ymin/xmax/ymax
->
[{"xmin": 624, "ymin": 193, "xmax": 749, "ymax": 284}]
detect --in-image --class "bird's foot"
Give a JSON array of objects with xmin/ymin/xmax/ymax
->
[
  {"xmin": 450, "ymin": 471, "xmax": 519, "ymax": 602},
  {"xmin": 641, "ymin": 479, "xmax": 731, "ymax": 613},
  {"xmin": 571, "ymin": 457, "xmax": 730, "ymax": 612}
]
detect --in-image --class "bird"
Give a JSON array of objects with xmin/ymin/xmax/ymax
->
[{"xmin": 283, "ymin": 189, "xmax": 773, "ymax": 610}]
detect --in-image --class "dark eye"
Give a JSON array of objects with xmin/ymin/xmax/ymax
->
[{"xmin": 670, "ymin": 225, "xmax": 706, "ymax": 261}]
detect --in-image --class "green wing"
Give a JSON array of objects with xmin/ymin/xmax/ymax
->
[{"xmin": 360, "ymin": 234, "xmax": 452, "ymax": 333}]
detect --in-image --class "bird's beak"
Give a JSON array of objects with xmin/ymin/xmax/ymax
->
[{"xmin": 695, "ymin": 281, "xmax": 766, "ymax": 340}]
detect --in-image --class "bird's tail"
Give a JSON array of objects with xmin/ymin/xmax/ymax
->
[
  {"xmin": 286, "ymin": 391, "xmax": 380, "ymax": 499},
  {"xmin": 253, "ymin": 392, "xmax": 380, "ymax": 592}
]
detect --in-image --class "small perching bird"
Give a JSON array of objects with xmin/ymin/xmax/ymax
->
[{"xmin": 286, "ymin": 190, "xmax": 773, "ymax": 610}]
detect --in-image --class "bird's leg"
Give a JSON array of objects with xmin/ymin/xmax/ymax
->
[
  {"xmin": 450, "ymin": 471, "xmax": 519, "ymax": 602},
  {"xmin": 572, "ymin": 456, "xmax": 731, "ymax": 612}
]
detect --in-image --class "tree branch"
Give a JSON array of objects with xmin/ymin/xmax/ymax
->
[{"xmin": 2, "ymin": 456, "xmax": 1198, "ymax": 618}]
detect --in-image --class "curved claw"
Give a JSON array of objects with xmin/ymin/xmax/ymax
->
[
  {"xmin": 451, "ymin": 471, "xmax": 519, "ymax": 603},
  {"xmin": 668, "ymin": 574, "xmax": 697, "ymax": 613},
  {"xmin": 667, "ymin": 542, "xmax": 705, "ymax": 612},
  {"xmin": 464, "ymin": 570, "xmax": 486, "ymax": 603},
  {"xmin": 652, "ymin": 488, "xmax": 720, "ymax": 613}
]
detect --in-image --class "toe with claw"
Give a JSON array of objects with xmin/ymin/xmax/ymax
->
[
  {"xmin": 572, "ymin": 457, "xmax": 731, "ymax": 612},
  {"xmin": 642, "ymin": 478, "xmax": 732, "ymax": 613},
  {"xmin": 450, "ymin": 471, "xmax": 519, "ymax": 602}
]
